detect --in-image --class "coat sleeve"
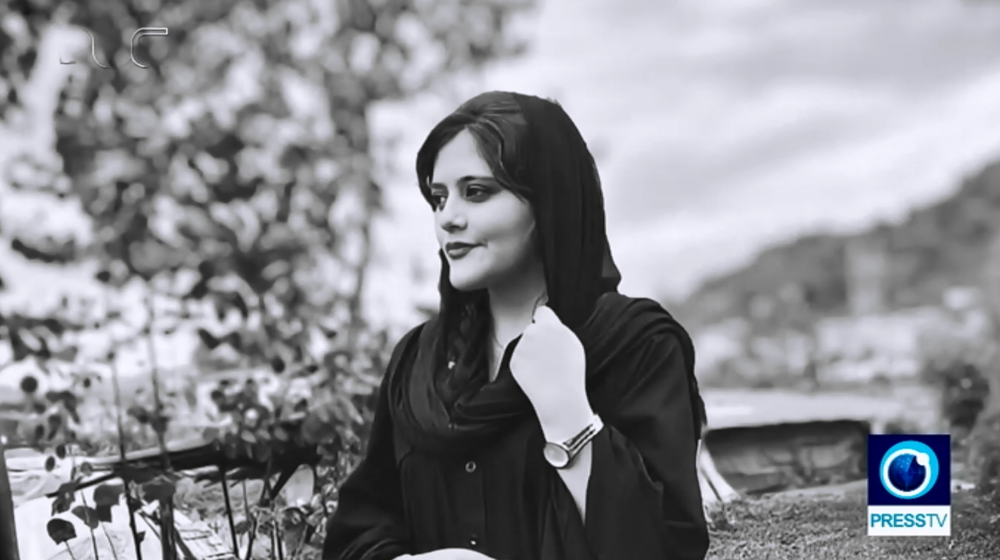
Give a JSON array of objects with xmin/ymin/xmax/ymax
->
[
  {"xmin": 323, "ymin": 352, "xmax": 412, "ymax": 559},
  {"xmin": 584, "ymin": 331, "xmax": 709, "ymax": 560}
]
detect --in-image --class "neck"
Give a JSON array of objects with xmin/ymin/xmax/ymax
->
[{"xmin": 487, "ymin": 267, "xmax": 546, "ymax": 345}]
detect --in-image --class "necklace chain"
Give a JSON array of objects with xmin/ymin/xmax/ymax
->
[{"xmin": 491, "ymin": 290, "xmax": 547, "ymax": 347}]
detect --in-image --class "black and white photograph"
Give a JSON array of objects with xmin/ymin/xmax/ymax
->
[{"xmin": 1, "ymin": 0, "xmax": 1000, "ymax": 559}]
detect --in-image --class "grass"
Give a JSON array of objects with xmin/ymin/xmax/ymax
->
[{"xmin": 707, "ymin": 487, "xmax": 999, "ymax": 560}]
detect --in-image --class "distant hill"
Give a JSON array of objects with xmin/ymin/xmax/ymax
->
[{"xmin": 674, "ymin": 158, "xmax": 1000, "ymax": 328}]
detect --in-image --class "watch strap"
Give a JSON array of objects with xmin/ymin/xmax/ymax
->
[{"xmin": 552, "ymin": 414, "xmax": 604, "ymax": 466}]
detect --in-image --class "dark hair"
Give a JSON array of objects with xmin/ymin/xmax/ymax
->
[{"xmin": 415, "ymin": 91, "xmax": 537, "ymax": 407}]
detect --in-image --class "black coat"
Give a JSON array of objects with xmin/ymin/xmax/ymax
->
[{"xmin": 323, "ymin": 306, "xmax": 709, "ymax": 560}]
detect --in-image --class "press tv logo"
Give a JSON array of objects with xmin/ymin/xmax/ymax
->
[{"xmin": 867, "ymin": 435, "xmax": 951, "ymax": 537}]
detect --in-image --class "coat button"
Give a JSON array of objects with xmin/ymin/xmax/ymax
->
[
  {"xmin": 469, "ymin": 537, "xmax": 479, "ymax": 547},
  {"xmin": 465, "ymin": 460, "xmax": 477, "ymax": 473}
]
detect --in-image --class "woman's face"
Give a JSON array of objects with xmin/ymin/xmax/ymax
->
[{"xmin": 429, "ymin": 130, "xmax": 539, "ymax": 292}]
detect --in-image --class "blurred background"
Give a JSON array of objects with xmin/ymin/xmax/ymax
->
[{"xmin": 2, "ymin": 0, "xmax": 1000, "ymax": 559}]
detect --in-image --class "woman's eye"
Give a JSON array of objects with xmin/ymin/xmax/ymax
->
[{"xmin": 465, "ymin": 185, "xmax": 490, "ymax": 200}]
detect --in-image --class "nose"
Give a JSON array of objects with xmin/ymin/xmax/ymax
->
[{"xmin": 437, "ymin": 198, "xmax": 466, "ymax": 233}]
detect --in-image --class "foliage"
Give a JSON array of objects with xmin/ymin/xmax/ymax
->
[
  {"xmin": 915, "ymin": 330, "xmax": 1000, "ymax": 521},
  {"xmin": 967, "ymin": 403, "xmax": 1000, "ymax": 521},
  {"xmin": 0, "ymin": 0, "xmax": 535, "ymax": 558},
  {"xmin": 914, "ymin": 330, "xmax": 997, "ymax": 444},
  {"xmin": 920, "ymin": 359, "xmax": 991, "ymax": 439}
]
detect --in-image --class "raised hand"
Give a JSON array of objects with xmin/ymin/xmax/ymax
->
[{"xmin": 509, "ymin": 306, "xmax": 594, "ymax": 441}]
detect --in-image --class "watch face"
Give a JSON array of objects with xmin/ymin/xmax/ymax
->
[{"xmin": 543, "ymin": 443, "xmax": 570, "ymax": 468}]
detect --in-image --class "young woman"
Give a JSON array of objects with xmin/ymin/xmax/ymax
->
[{"xmin": 323, "ymin": 91, "xmax": 709, "ymax": 560}]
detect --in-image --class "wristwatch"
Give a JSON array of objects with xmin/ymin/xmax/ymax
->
[{"xmin": 542, "ymin": 414, "xmax": 604, "ymax": 469}]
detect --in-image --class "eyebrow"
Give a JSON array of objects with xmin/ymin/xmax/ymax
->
[{"xmin": 429, "ymin": 175, "xmax": 496, "ymax": 189}]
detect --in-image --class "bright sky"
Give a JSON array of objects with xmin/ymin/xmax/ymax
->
[
  {"xmin": 368, "ymin": 0, "xmax": 1000, "ymax": 314},
  {"xmin": 3, "ymin": 0, "xmax": 1000, "ymax": 380}
]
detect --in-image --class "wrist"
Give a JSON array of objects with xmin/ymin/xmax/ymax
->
[{"xmin": 538, "ymin": 401, "xmax": 595, "ymax": 443}]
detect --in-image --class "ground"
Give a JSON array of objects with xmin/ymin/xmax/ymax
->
[{"xmin": 708, "ymin": 486, "xmax": 999, "ymax": 559}]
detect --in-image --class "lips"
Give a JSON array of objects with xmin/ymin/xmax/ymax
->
[{"xmin": 445, "ymin": 242, "xmax": 479, "ymax": 259}]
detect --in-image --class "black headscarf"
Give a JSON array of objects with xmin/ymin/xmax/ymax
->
[{"xmin": 384, "ymin": 92, "xmax": 704, "ymax": 559}]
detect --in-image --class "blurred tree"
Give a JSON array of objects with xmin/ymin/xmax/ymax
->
[
  {"xmin": 1, "ymin": 0, "xmax": 532, "ymax": 358},
  {"xmin": 986, "ymin": 231, "xmax": 1000, "ymax": 337},
  {"xmin": 0, "ymin": 0, "xmax": 534, "ymax": 557},
  {"xmin": 0, "ymin": 0, "xmax": 535, "ymax": 414}
]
